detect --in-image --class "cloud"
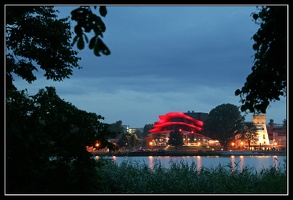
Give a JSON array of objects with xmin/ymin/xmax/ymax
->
[{"xmin": 11, "ymin": 5, "xmax": 287, "ymax": 127}]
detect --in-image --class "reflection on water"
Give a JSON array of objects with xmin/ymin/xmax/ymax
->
[
  {"xmin": 196, "ymin": 156, "xmax": 201, "ymax": 171},
  {"xmin": 97, "ymin": 155, "xmax": 286, "ymax": 172}
]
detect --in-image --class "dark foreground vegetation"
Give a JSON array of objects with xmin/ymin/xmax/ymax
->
[
  {"xmin": 90, "ymin": 157, "xmax": 288, "ymax": 194},
  {"xmin": 6, "ymin": 155, "xmax": 287, "ymax": 195}
]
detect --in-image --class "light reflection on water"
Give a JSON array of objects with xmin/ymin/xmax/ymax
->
[{"xmin": 96, "ymin": 155, "xmax": 286, "ymax": 172}]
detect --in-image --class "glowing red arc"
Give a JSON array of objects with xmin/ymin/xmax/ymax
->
[{"xmin": 149, "ymin": 112, "xmax": 204, "ymax": 134}]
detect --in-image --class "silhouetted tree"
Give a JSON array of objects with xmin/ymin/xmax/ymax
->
[
  {"xmin": 6, "ymin": 6, "xmax": 80, "ymax": 91},
  {"xmin": 241, "ymin": 122, "xmax": 259, "ymax": 150},
  {"xmin": 168, "ymin": 129, "xmax": 184, "ymax": 151},
  {"xmin": 5, "ymin": 5, "xmax": 113, "ymax": 194},
  {"xmin": 235, "ymin": 6, "xmax": 287, "ymax": 114},
  {"xmin": 129, "ymin": 133, "xmax": 140, "ymax": 148},
  {"xmin": 108, "ymin": 120, "xmax": 124, "ymax": 135},
  {"xmin": 6, "ymin": 87, "xmax": 114, "ymax": 193},
  {"xmin": 70, "ymin": 6, "xmax": 110, "ymax": 56},
  {"xmin": 117, "ymin": 133, "xmax": 128, "ymax": 148},
  {"xmin": 142, "ymin": 124, "xmax": 154, "ymax": 138},
  {"xmin": 6, "ymin": 5, "xmax": 110, "ymax": 91},
  {"xmin": 134, "ymin": 129, "xmax": 142, "ymax": 139},
  {"xmin": 203, "ymin": 103, "xmax": 245, "ymax": 150}
]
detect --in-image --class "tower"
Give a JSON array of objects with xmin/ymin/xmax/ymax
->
[{"xmin": 253, "ymin": 115, "xmax": 270, "ymax": 146}]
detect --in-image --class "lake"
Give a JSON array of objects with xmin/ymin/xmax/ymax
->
[{"xmin": 95, "ymin": 155, "xmax": 287, "ymax": 172}]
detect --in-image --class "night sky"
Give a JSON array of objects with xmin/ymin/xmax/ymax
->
[{"xmin": 13, "ymin": 5, "xmax": 287, "ymax": 127}]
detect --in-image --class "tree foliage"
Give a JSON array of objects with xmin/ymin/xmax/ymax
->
[
  {"xmin": 241, "ymin": 122, "xmax": 259, "ymax": 150},
  {"xmin": 108, "ymin": 120, "xmax": 124, "ymax": 136},
  {"xmin": 168, "ymin": 129, "xmax": 184, "ymax": 151},
  {"xmin": 128, "ymin": 133, "xmax": 140, "ymax": 148},
  {"xmin": 235, "ymin": 6, "xmax": 287, "ymax": 114},
  {"xmin": 5, "ymin": 5, "xmax": 114, "ymax": 194},
  {"xmin": 71, "ymin": 6, "xmax": 111, "ymax": 56},
  {"xmin": 6, "ymin": 87, "xmax": 115, "ymax": 193},
  {"xmin": 202, "ymin": 103, "xmax": 245, "ymax": 150},
  {"xmin": 142, "ymin": 124, "xmax": 154, "ymax": 138},
  {"xmin": 117, "ymin": 133, "xmax": 129, "ymax": 148},
  {"xmin": 6, "ymin": 6, "xmax": 81, "ymax": 90}
]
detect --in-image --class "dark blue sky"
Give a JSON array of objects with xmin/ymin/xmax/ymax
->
[{"xmin": 14, "ymin": 5, "xmax": 287, "ymax": 127}]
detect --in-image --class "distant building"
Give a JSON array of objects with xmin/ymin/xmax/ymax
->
[
  {"xmin": 128, "ymin": 128, "xmax": 144, "ymax": 134},
  {"xmin": 121, "ymin": 125, "xmax": 129, "ymax": 134},
  {"xmin": 231, "ymin": 114, "xmax": 286, "ymax": 151},
  {"xmin": 148, "ymin": 111, "xmax": 212, "ymax": 146},
  {"xmin": 253, "ymin": 115, "xmax": 270, "ymax": 146},
  {"xmin": 184, "ymin": 111, "xmax": 209, "ymax": 122},
  {"xmin": 267, "ymin": 119, "xmax": 286, "ymax": 150}
]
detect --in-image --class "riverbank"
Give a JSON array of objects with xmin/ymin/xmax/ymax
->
[
  {"xmin": 92, "ymin": 153, "xmax": 287, "ymax": 194},
  {"xmin": 91, "ymin": 150, "xmax": 286, "ymax": 157}
]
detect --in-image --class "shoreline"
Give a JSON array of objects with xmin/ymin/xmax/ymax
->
[{"xmin": 92, "ymin": 150, "xmax": 286, "ymax": 157}]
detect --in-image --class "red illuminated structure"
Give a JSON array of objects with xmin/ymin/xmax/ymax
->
[
  {"xmin": 148, "ymin": 112, "xmax": 210, "ymax": 146},
  {"xmin": 149, "ymin": 112, "xmax": 204, "ymax": 134}
]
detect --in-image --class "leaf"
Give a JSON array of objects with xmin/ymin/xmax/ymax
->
[
  {"xmin": 94, "ymin": 16, "xmax": 106, "ymax": 33},
  {"xmin": 235, "ymin": 89, "xmax": 240, "ymax": 96},
  {"xmin": 77, "ymin": 36, "xmax": 84, "ymax": 50},
  {"xmin": 252, "ymin": 13, "xmax": 259, "ymax": 20},
  {"xmin": 252, "ymin": 43, "xmax": 259, "ymax": 50},
  {"xmin": 74, "ymin": 25, "xmax": 83, "ymax": 35},
  {"xmin": 97, "ymin": 38, "xmax": 111, "ymax": 55},
  {"xmin": 99, "ymin": 6, "xmax": 107, "ymax": 17},
  {"xmin": 71, "ymin": 9, "xmax": 78, "ymax": 21},
  {"xmin": 89, "ymin": 36, "xmax": 96, "ymax": 49},
  {"xmin": 94, "ymin": 42, "xmax": 100, "ymax": 56}
]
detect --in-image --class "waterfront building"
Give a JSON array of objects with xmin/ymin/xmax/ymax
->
[
  {"xmin": 267, "ymin": 119, "xmax": 287, "ymax": 150},
  {"xmin": 184, "ymin": 111, "xmax": 209, "ymax": 122},
  {"xmin": 148, "ymin": 111, "xmax": 213, "ymax": 147},
  {"xmin": 232, "ymin": 114, "xmax": 286, "ymax": 151},
  {"xmin": 253, "ymin": 114, "xmax": 270, "ymax": 146}
]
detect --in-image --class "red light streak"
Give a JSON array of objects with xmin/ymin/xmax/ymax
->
[{"xmin": 149, "ymin": 112, "xmax": 204, "ymax": 134}]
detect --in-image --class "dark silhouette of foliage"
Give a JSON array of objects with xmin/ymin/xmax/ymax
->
[
  {"xmin": 241, "ymin": 122, "xmax": 259, "ymax": 150},
  {"xmin": 202, "ymin": 103, "xmax": 245, "ymax": 150},
  {"xmin": 5, "ymin": 5, "xmax": 114, "ymax": 194},
  {"xmin": 142, "ymin": 124, "xmax": 154, "ymax": 138},
  {"xmin": 235, "ymin": 6, "xmax": 287, "ymax": 114},
  {"xmin": 117, "ymin": 133, "xmax": 129, "ymax": 148},
  {"xmin": 6, "ymin": 87, "xmax": 114, "ymax": 193},
  {"xmin": 108, "ymin": 120, "xmax": 124, "ymax": 135},
  {"xmin": 168, "ymin": 129, "xmax": 184, "ymax": 151},
  {"xmin": 71, "ymin": 6, "xmax": 111, "ymax": 56},
  {"xmin": 134, "ymin": 129, "xmax": 142, "ymax": 139},
  {"xmin": 129, "ymin": 133, "xmax": 139, "ymax": 148},
  {"xmin": 6, "ymin": 6, "xmax": 81, "ymax": 91}
]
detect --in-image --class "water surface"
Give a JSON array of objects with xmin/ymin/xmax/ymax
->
[{"xmin": 96, "ymin": 155, "xmax": 287, "ymax": 172}]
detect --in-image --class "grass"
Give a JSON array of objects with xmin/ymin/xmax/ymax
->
[{"xmin": 94, "ymin": 156, "xmax": 287, "ymax": 194}]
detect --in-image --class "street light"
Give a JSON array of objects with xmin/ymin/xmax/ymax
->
[
  {"xmin": 149, "ymin": 141, "xmax": 153, "ymax": 151},
  {"xmin": 274, "ymin": 142, "xmax": 277, "ymax": 146},
  {"xmin": 231, "ymin": 142, "xmax": 235, "ymax": 150},
  {"xmin": 241, "ymin": 142, "xmax": 243, "ymax": 151}
]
